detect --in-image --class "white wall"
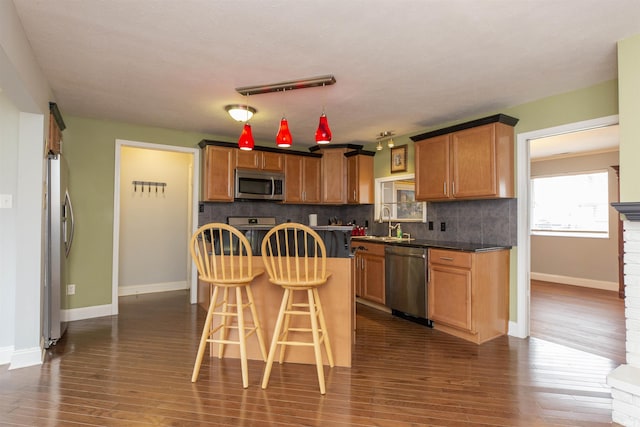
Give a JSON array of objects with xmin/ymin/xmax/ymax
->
[
  {"xmin": 118, "ymin": 146, "xmax": 191, "ymax": 295},
  {"xmin": 530, "ymin": 150, "xmax": 620, "ymax": 289},
  {"xmin": 0, "ymin": 1, "xmax": 52, "ymax": 368},
  {"xmin": 0, "ymin": 91, "xmax": 19, "ymax": 363}
]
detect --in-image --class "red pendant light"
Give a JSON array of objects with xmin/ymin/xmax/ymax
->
[
  {"xmin": 238, "ymin": 123, "xmax": 255, "ymax": 151},
  {"xmin": 315, "ymin": 112, "xmax": 332, "ymax": 144},
  {"xmin": 276, "ymin": 117, "xmax": 292, "ymax": 148}
]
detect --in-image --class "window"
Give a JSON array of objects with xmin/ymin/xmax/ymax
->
[
  {"xmin": 374, "ymin": 174, "xmax": 426, "ymax": 222},
  {"xmin": 530, "ymin": 170, "xmax": 609, "ymax": 238}
]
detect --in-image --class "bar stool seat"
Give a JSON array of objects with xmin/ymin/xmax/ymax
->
[
  {"xmin": 189, "ymin": 223, "xmax": 267, "ymax": 388},
  {"xmin": 260, "ymin": 223, "xmax": 334, "ymax": 394}
]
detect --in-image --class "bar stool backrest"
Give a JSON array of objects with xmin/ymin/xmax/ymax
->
[
  {"xmin": 190, "ymin": 223, "xmax": 255, "ymax": 285},
  {"xmin": 261, "ymin": 223, "xmax": 328, "ymax": 287}
]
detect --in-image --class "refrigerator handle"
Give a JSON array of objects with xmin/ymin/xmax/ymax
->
[{"xmin": 64, "ymin": 190, "xmax": 75, "ymax": 258}]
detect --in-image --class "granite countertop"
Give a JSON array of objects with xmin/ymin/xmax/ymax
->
[{"xmin": 351, "ymin": 236, "xmax": 510, "ymax": 252}]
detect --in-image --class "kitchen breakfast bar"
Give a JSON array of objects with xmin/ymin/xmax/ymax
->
[{"xmin": 196, "ymin": 223, "xmax": 355, "ymax": 368}]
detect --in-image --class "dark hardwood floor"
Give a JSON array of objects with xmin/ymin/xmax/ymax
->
[
  {"xmin": 530, "ymin": 280, "xmax": 626, "ymax": 364},
  {"xmin": 0, "ymin": 289, "xmax": 621, "ymax": 426}
]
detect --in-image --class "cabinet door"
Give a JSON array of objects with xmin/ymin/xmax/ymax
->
[
  {"xmin": 354, "ymin": 254, "xmax": 364, "ymax": 297},
  {"xmin": 302, "ymin": 156, "xmax": 321, "ymax": 203},
  {"xmin": 235, "ymin": 149, "xmax": 260, "ymax": 169},
  {"xmin": 415, "ymin": 135, "xmax": 450, "ymax": 200},
  {"xmin": 347, "ymin": 155, "xmax": 374, "ymax": 204},
  {"xmin": 450, "ymin": 124, "xmax": 497, "ymax": 198},
  {"xmin": 428, "ymin": 264, "xmax": 472, "ymax": 331},
  {"xmin": 362, "ymin": 254, "xmax": 385, "ymax": 304},
  {"xmin": 284, "ymin": 155, "xmax": 303, "ymax": 203},
  {"xmin": 321, "ymin": 148, "xmax": 347, "ymax": 204},
  {"xmin": 203, "ymin": 145, "xmax": 234, "ymax": 201},
  {"xmin": 261, "ymin": 151, "xmax": 284, "ymax": 172},
  {"xmin": 48, "ymin": 112, "xmax": 62, "ymax": 155}
]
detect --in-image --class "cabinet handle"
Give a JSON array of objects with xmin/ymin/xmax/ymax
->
[
  {"xmin": 439, "ymin": 256, "xmax": 455, "ymax": 261},
  {"xmin": 302, "ymin": 191, "xmax": 306, "ymax": 201},
  {"xmin": 443, "ymin": 181, "xmax": 447, "ymax": 195},
  {"xmin": 452, "ymin": 181, "xmax": 455, "ymax": 195}
]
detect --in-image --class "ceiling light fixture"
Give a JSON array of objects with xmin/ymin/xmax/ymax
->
[
  {"xmin": 276, "ymin": 88, "xmax": 292, "ymax": 148},
  {"xmin": 235, "ymin": 75, "xmax": 336, "ymax": 96},
  {"xmin": 238, "ymin": 123, "xmax": 255, "ymax": 151},
  {"xmin": 377, "ymin": 131, "xmax": 395, "ymax": 150},
  {"xmin": 235, "ymin": 101, "xmax": 255, "ymax": 150},
  {"xmin": 315, "ymin": 82, "xmax": 332, "ymax": 145},
  {"xmin": 225, "ymin": 104, "xmax": 257, "ymax": 122}
]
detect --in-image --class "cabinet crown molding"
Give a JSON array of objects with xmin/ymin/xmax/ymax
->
[{"xmin": 410, "ymin": 114, "xmax": 519, "ymax": 142}]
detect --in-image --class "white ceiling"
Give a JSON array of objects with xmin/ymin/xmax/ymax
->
[{"xmin": 11, "ymin": 0, "xmax": 640, "ymax": 150}]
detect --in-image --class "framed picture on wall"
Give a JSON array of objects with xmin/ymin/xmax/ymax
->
[{"xmin": 390, "ymin": 145, "xmax": 407, "ymax": 173}]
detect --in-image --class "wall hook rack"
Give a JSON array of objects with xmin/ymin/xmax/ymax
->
[{"xmin": 133, "ymin": 180, "xmax": 167, "ymax": 193}]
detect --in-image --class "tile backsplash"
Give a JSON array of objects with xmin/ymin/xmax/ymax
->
[{"xmin": 200, "ymin": 198, "xmax": 516, "ymax": 246}]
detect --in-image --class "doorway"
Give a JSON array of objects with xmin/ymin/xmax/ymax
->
[
  {"xmin": 111, "ymin": 139, "xmax": 200, "ymax": 316},
  {"xmin": 513, "ymin": 115, "xmax": 619, "ymax": 339}
]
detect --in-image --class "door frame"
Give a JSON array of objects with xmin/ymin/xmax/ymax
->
[
  {"xmin": 512, "ymin": 114, "xmax": 619, "ymax": 338},
  {"xmin": 111, "ymin": 139, "xmax": 200, "ymax": 315}
]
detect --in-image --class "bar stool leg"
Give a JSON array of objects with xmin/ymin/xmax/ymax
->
[
  {"xmin": 278, "ymin": 290, "xmax": 295, "ymax": 364},
  {"xmin": 313, "ymin": 288, "xmax": 334, "ymax": 367},
  {"xmin": 236, "ymin": 286, "xmax": 249, "ymax": 388},
  {"xmin": 217, "ymin": 287, "xmax": 230, "ymax": 359},
  {"xmin": 246, "ymin": 285, "xmax": 267, "ymax": 361},
  {"xmin": 192, "ymin": 285, "xmax": 220, "ymax": 382},
  {"xmin": 262, "ymin": 288, "xmax": 290, "ymax": 390},
  {"xmin": 307, "ymin": 289, "xmax": 326, "ymax": 394}
]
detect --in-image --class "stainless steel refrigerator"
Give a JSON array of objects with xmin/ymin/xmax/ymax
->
[{"xmin": 43, "ymin": 153, "xmax": 74, "ymax": 348}]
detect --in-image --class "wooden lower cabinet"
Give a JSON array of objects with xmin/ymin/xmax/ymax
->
[
  {"xmin": 353, "ymin": 241, "xmax": 385, "ymax": 305},
  {"xmin": 428, "ymin": 248, "xmax": 509, "ymax": 344}
]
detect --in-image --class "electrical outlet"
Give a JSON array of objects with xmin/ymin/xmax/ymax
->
[
  {"xmin": 428, "ymin": 221, "xmax": 434, "ymax": 230},
  {"xmin": 440, "ymin": 222, "xmax": 446, "ymax": 231},
  {"xmin": 67, "ymin": 284, "xmax": 76, "ymax": 295}
]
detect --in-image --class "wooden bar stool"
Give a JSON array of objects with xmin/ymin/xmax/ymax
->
[
  {"xmin": 190, "ymin": 223, "xmax": 267, "ymax": 388},
  {"xmin": 260, "ymin": 223, "xmax": 334, "ymax": 394}
]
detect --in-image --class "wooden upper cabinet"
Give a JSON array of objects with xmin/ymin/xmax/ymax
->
[
  {"xmin": 236, "ymin": 150, "xmax": 284, "ymax": 172},
  {"xmin": 415, "ymin": 134, "xmax": 450, "ymax": 200},
  {"xmin": 346, "ymin": 153, "xmax": 374, "ymax": 204},
  {"xmin": 414, "ymin": 119, "xmax": 515, "ymax": 201},
  {"xmin": 47, "ymin": 103, "xmax": 65, "ymax": 155},
  {"xmin": 320, "ymin": 148, "xmax": 348, "ymax": 204},
  {"xmin": 285, "ymin": 155, "xmax": 321, "ymax": 204},
  {"xmin": 203, "ymin": 145, "xmax": 235, "ymax": 201}
]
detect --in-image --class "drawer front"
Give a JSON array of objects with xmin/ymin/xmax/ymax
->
[
  {"xmin": 429, "ymin": 249, "xmax": 472, "ymax": 268},
  {"xmin": 354, "ymin": 241, "xmax": 386, "ymax": 257}
]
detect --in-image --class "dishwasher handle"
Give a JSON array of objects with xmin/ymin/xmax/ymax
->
[{"xmin": 384, "ymin": 246, "xmax": 427, "ymax": 259}]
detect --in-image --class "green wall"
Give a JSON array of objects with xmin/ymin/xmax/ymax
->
[
  {"xmin": 62, "ymin": 117, "xmax": 233, "ymax": 308},
  {"xmin": 618, "ymin": 33, "xmax": 640, "ymax": 201},
  {"xmin": 65, "ymin": 79, "xmax": 619, "ymax": 312}
]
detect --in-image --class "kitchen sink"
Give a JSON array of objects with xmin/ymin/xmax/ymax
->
[{"xmin": 353, "ymin": 235, "xmax": 415, "ymax": 242}]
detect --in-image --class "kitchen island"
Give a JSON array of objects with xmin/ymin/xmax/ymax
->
[{"xmin": 197, "ymin": 223, "xmax": 354, "ymax": 367}]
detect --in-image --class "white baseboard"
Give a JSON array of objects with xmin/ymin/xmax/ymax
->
[
  {"xmin": 9, "ymin": 346, "xmax": 42, "ymax": 370},
  {"xmin": 61, "ymin": 304, "xmax": 113, "ymax": 322},
  {"xmin": 531, "ymin": 272, "xmax": 618, "ymax": 292},
  {"xmin": 0, "ymin": 345, "xmax": 14, "ymax": 365},
  {"xmin": 508, "ymin": 320, "xmax": 527, "ymax": 339},
  {"xmin": 118, "ymin": 281, "xmax": 188, "ymax": 297}
]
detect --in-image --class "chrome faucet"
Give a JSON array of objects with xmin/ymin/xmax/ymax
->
[{"xmin": 379, "ymin": 204, "xmax": 400, "ymax": 237}]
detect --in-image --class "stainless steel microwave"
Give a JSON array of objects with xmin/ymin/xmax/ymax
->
[{"xmin": 234, "ymin": 169, "xmax": 285, "ymax": 201}]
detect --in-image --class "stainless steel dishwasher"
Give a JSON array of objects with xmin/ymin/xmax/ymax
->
[{"xmin": 385, "ymin": 245, "xmax": 431, "ymax": 325}]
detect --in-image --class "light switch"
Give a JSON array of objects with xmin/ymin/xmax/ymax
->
[{"xmin": 0, "ymin": 194, "xmax": 12, "ymax": 209}]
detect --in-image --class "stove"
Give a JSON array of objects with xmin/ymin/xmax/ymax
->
[{"xmin": 227, "ymin": 216, "xmax": 276, "ymax": 228}]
